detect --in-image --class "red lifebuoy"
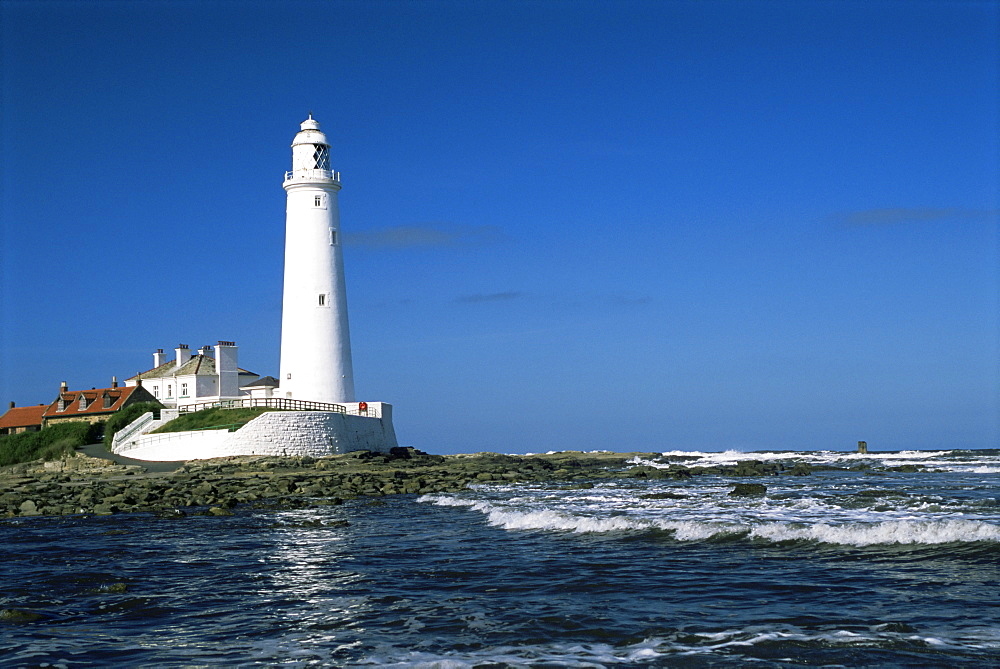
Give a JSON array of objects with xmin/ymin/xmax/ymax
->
[{"xmin": 358, "ymin": 401, "xmax": 368, "ymax": 412}]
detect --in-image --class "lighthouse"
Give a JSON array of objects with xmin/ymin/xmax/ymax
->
[{"xmin": 278, "ymin": 115, "xmax": 356, "ymax": 403}]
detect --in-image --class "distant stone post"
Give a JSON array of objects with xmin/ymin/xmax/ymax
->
[{"xmin": 857, "ymin": 440, "xmax": 868, "ymax": 454}]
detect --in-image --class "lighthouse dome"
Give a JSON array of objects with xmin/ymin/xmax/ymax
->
[{"xmin": 292, "ymin": 115, "xmax": 329, "ymax": 147}]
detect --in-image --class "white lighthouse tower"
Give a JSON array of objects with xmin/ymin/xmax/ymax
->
[{"xmin": 279, "ymin": 115, "xmax": 356, "ymax": 403}]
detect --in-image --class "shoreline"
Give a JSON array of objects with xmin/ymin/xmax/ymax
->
[{"xmin": 0, "ymin": 447, "xmax": 918, "ymax": 519}]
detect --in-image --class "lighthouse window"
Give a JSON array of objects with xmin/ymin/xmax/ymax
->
[
  {"xmin": 314, "ymin": 196, "xmax": 321, "ymax": 206},
  {"xmin": 313, "ymin": 146, "xmax": 330, "ymax": 170},
  {"xmin": 329, "ymin": 228, "xmax": 337, "ymax": 245},
  {"xmin": 318, "ymin": 294, "xmax": 326, "ymax": 306}
]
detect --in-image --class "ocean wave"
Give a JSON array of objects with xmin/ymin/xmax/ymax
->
[
  {"xmin": 418, "ymin": 495, "xmax": 1000, "ymax": 545},
  {"xmin": 748, "ymin": 519, "xmax": 1000, "ymax": 546},
  {"xmin": 641, "ymin": 449, "xmax": 993, "ymax": 469},
  {"xmin": 355, "ymin": 623, "xmax": 1000, "ymax": 667}
]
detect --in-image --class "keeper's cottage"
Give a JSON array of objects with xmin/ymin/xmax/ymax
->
[{"xmin": 113, "ymin": 116, "xmax": 397, "ymax": 460}]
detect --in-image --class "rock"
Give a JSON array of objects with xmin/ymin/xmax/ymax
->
[
  {"xmin": 92, "ymin": 503, "xmax": 116, "ymax": 515},
  {"xmin": 207, "ymin": 507, "xmax": 233, "ymax": 516},
  {"xmin": 887, "ymin": 464, "xmax": 924, "ymax": 473},
  {"xmin": 729, "ymin": 483, "xmax": 767, "ymax": 496},
  {"xmin": 99, "ymin": 582, "xmax": 129, "ymax": 594},
  {"xmin": 732, "ymin": 460, "xmax": 776, "ymax": 477},
  {"xmin": 157, "ymin": 509, "xmax": 186, "ymax": 519},
  {"xmin": 789, "ymin": 463, "xmax": 812, "ymax": 476},
  {"xmin": 0, "ymin": 609, "xmax": 44, "ymax": 623},
  {"xmin": 640, "ymin": 491, "xmax": 687, "ymax": 499},
  {"xmin": 18, "ymin": 500, "xmax": 40, "ymax": 516}
]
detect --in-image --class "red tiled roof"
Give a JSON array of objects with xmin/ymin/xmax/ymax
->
[
  {"xmin": 0, "ymin": 405, "xmax": 47, "ymax": 430},
  {"xmin": 43, "ymin": 385, "xmax": 144, "ymax": 419}
]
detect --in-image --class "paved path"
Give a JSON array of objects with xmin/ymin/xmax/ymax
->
[{"xmin": 78, "ymin": 443, "xmax": 185, "ymax": 473}]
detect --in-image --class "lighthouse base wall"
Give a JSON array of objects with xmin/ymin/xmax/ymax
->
[{"xmin": 114, "ymin": 405, "xmax": 398, "ymax": 462}]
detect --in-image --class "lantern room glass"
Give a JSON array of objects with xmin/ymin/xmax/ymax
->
[{"xmin": 313, "ymin": 146, "xmax": 330, "ymax": 170}]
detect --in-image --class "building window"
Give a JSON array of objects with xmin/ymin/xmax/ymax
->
[
  {"xmin": 181, "ymin": 383, "xmax": 188, "ymax": 397},
  {"xmin": 167, "ymin": 384, "xmax": 173, "ymax": 398},
  {"xmin": 153, "ymin": 386, "xmax": 159, "ymax": 398}
]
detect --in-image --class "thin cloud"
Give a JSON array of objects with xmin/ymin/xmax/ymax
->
[
  {"xmin": 455, "ymin": 291, "xmax": 524, "ymax": 304},
  {"xmin": 608, "ymin": 293, "xmax": 652, "ymax": 307},
  {"xmin": 344, "ymin": 224, "xmax": 507, "ymax": 249},
  {"xmin": 835, "ymin": 207, "xmax": 999, "ymax": 226}
]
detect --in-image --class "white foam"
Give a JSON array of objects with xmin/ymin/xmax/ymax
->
[
  {"xmin": 355, "ymin": 624, "xmax": 1000, "ymax": 667},
  {"xmin": 749, "ymin": 519, "xmax": 1000, "ymax": 546},
  {"xmin": 420, "ymin": 493, "xmax": 1000, "ymax": 545}
]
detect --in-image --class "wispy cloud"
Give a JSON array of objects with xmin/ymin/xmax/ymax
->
[
  {"xmin": 834, "ymin": 207, "xmax": 999, "ymax": 226},
  {"xmin": 344, "ymin": 224, "xmax": 507, "ymax": 249},
  {"xmin": 607, "ymin": 293, "xmax": 652, "ymax": 307},
  {"xmin": 455, "ymin": 291, "xmax": 524, "ymax": 304}
]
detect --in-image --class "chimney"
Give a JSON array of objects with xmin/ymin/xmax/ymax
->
[
  {"xmin": 199, "ymin": 345, "xmax": 213, "ymax": 357},
  {"xmin": 111, "ymin": 376, "xmax": 118, "ymax": 389},
  {"xmin": 60, "ymin": 381, "xmax": 68, "ymax": 394},
  {"xmin": 215, "ymin": 341, "xmax": 239, "ymax": 398},
  {"xmin": 175, "ymin": 344, "xmax": 192, "ymax": 369},
  {"xmin": 153, "ymin": 348, "xmax": 167, "ymax": 368},
  {"xmin": 8, "ymin": 401, "xmax": 14, "ymax": 409}
]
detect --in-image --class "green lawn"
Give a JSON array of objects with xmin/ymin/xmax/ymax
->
[{"xmin": 150, "ymin": 407, "xmax": 284, "ymax": 434}]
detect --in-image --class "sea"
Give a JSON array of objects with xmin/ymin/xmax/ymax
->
[{"xmin": 1, "ymin": 448, "xmax": 998, "ymax": 668}]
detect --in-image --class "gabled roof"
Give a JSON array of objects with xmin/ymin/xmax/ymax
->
[
  {"xmin": 0, "ymin": 405, "xmax": 47, "ymax": 430},
  {"xmin": 43, "ymin": 385, "xmax": 147, "ymax": 419},
  {"xmin": 128, "ymin": 355, "xmax": 257, "ymax": 380},
  {"xmin": 242, "ymin": 375, "xmax": 279, "ymax": 388}
]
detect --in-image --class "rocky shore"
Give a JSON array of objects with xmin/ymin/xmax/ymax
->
[{"xmin": 0, "ymin": 448, "xmax": 898, "ymax": 519}]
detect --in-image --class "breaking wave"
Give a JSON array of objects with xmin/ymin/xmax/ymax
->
[
  {"xmin": 357, "ymin": 623, "xmax": 1000, "ymax": 667},
  {"xmin": 418, "ymin": 496, "xmax": 1000, "ymax": 546}
]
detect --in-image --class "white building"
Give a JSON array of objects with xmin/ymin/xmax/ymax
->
[
  {"xmin": 125, "ymin": 342, "xmax": 259, "ymax": 409},
  {"xmin": 278, "ymin": 114, "xmax": 355, "ymax": 404}
]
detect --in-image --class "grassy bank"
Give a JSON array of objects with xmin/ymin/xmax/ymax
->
[
  {"xmin": 0, "ymin": 422, "xmax": 102, "ymax": 467},
  {"xmin": 150, "ymin": 407, "xmax": 284, "ymax": 434}
]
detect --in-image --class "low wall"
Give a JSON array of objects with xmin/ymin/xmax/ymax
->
[{"xmin": 115, "ymin": 404, "xmax": 398, "ymax": 462}]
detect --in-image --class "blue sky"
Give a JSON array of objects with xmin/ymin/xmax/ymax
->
[{"xmin": 2, "ymin": 0, "xmax": 997, "ymax": 454}]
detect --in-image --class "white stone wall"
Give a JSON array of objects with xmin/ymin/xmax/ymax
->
[
  {"xmin": 115, "ymin": 407, "xmax": 398, "ymax": 462},
  {"xmin": 115, "ymin": 429, "xmax": 231, "ymax": 461}
]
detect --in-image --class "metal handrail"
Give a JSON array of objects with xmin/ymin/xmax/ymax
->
[
  {"xmin": 115, "ymin": 426, "xmax": 228, "ymax": 453},
  {"xmin": 111, "ymin": 411, "xmax": 156, "ymax": 448}
]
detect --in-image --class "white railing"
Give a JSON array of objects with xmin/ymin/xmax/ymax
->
[
  {"xmin": 284, "ymin": 169, "xmax": 340, "ymax": 182},
  {"xmin": 179, "ymin": 397, "xmax": 349, "ymax": 414},
  {"xmin": 115, "ymin": 428, "xmax": 229, "ymax": 455},
  {"xmin": 111, "ymin": 412, "xmax": 157, "ymax": 450}
]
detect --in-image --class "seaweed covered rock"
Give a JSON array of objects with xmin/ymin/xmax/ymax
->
[{"xmin": 729, "ymin": 483, "xmax": 767, "ymax": 496}]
